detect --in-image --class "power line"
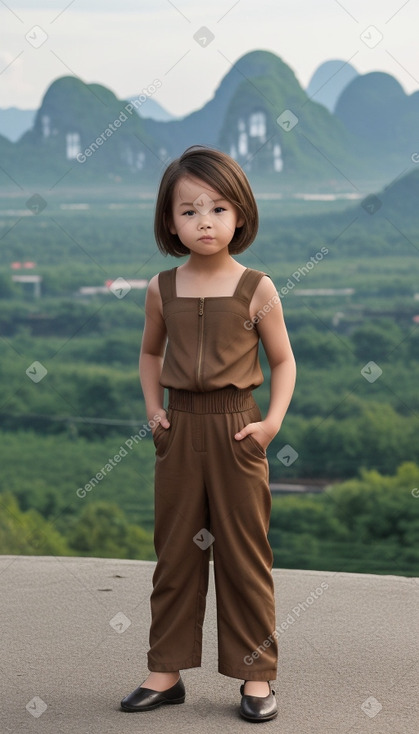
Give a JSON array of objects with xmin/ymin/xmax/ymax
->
[{"xmin": 0, "ymin": 412, "xmax": 146, "ymax": 427}]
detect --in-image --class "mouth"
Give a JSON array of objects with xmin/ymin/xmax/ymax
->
[{"xmin": 199, "ymin": 236, "xmax": 214, "ymax": 242}]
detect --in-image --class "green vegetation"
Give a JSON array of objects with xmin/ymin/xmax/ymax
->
[
  {"xmin": 270, "ymin": 463, "xmax": 419, "ymax": 576},
  {"xmin": 1, "ymin": 460, "xmax": 418, "ymax": 576},
  {"xmin": 1, "ymin": 189, "xmax": 418, "ymax": 575},
  {"xmin": 0, "ymin": 492, "xmax": 155, "ymax": 560},
  {"xmin": 3, "ymin": 50, "xmax": 413, "ymax": 187}
]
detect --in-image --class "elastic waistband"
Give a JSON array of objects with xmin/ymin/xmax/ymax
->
[{"xmin": 168, "ymin": 387, "xmax": 256, "ymax": 414}]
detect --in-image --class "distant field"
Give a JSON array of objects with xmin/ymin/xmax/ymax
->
[{"xmin": 1, "ymin": 190, "xmax": 418, "ymax": 571}]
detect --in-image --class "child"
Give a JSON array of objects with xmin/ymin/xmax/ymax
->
[{"xmin": 120, "ymin": 145, "xmax": 296, "ymax": 722}]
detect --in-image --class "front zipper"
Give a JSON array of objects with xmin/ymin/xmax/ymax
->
[{"xmin": 196, "ymin": 297, "xmax": 205, "ymax": 390}]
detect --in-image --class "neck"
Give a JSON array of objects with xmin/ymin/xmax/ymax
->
[{"xmin": 184, "ymin": 250, "xmax": 236, "ymax": 274}]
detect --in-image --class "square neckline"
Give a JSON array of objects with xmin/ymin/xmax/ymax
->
[{"xmin": 173, "ymin": 266, "xmax": 249, "ymax": 299}]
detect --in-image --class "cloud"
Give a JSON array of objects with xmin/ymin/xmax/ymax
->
[
  {"xmin": 2, "ymin": 0, "xmax": 184, "ymax": 13},
  {"xmin": 1, "ymin": 0, "xmax": 418, "ymax": 114}
]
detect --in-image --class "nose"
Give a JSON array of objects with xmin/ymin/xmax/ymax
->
[{"xmin": 198, "ymin": 218, "xmax": 212, "ymax": 230}]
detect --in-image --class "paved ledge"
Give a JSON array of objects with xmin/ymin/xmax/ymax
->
[{"xmin": 0, "ymin": 555, "xmax": 418, "ymax": 734}]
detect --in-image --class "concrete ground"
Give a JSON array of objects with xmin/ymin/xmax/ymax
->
[{"xmin": 0, "ymin": 555, "xmax": 418, "ymax": 734}]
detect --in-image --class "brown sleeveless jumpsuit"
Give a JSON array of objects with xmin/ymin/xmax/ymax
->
[{"xmin": 147, "ymin": 266, "xmax": 278, "ymax": 681}]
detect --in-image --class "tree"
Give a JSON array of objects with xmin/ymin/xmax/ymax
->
[
  {"xmin": 351, "ymin": 320, "xmax": 404, "ymax": 361},
  {"xmin": 0, "ymin": 492, "xmax": 70, "ymax": 555},
  {"xmin": 67, "ymin": 501, "xmax": 155, "ymax": 559}
]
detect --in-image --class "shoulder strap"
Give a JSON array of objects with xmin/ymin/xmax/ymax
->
[
  {"xmin": 234, "ymin": 268, "xmax": 271, "ymax": 302},
  {"xmin": 158, "ymin": 267, "xmax": 177, "ymax": 304}
]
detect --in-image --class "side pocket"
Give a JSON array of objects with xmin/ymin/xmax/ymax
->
[
  {"xmin": 152, "ymin": 422, "xmax": 166, "ymax": 447},
  {"xmin": 236, "ymin": 411, "xmax": 267, "ymax": 459},
  {"xmin": 247, "ymin": 433, "xmax": 267, "ymax": 457},
  {"xmin": 152, "ymin": 409, "xmax": 173, "ymax": 454}
]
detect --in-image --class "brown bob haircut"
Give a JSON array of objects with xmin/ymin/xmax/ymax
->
[{"xmin": 154, "ymin": 145, "xmax": 259, "ymax": 256}]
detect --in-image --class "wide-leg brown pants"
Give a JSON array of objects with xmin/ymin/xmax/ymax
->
[{"xmin": 147, "ymin": 387, "xmax": 278, "ymax": 681}]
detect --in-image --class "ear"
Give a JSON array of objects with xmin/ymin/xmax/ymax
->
[
  {"xmin": 167, "ymin": 216, "xmax": 177, "ymax": 235},
  {"xmin": 236, "ymin": 215, "xmax": 245, "ymax": 228}
]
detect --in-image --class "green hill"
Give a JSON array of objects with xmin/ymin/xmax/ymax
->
[
  {"xmin": 141, "ymin": 49, "xmax": 291, "ymax": 154},
  {"xmin": 335, "ymin": 72, "xmax": 419, "ymax": 163},
  {"xmin": 0, "ymin": 51, "xmax": 418, "ymax": 189},
  {"xmin": 4, "ymin": 76, "xmax": 162, "ymax": 186},
  {"xmin": 305, "ymin": 59, "xmax": 359, "ymax": 112},
  {"xmin": 217, "ymin": 52, "xmax": 365, "ymax": 182}
]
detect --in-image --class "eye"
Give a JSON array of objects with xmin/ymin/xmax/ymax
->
[
  {"xmin": 182, "ymin": 210, "xmax": 195, "ymax": 216},
  {"xmin": 214, "ymin": 206, "xmax": 226, "ymax": 213}
]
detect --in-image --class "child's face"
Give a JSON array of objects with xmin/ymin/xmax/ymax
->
[{"xmin": 169, "ymin": 175, "xmax": 244, "ymax": 255}]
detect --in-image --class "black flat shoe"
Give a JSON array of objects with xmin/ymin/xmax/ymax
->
[
  {"xmin": 239, "ymin": 680, "xmax": 278, "ymax": 722},
  {"xmin": 120, "ymin": 676, "xmax": 185, "ymax": 712}
]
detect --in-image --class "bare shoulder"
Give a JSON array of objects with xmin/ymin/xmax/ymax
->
[
  {"xmin": 145, "ymin": 273, "xmax": 163, "ymax": 315},
  {"xmin": 253, "ymin": 273, "xmax": 280, "ymax": 303},
  {"xmin": 250, "ymin": 273, "xmax": 282, "ymax": 321},
  {"xmin": 147, "ymin": 273, "xmax": 160, "ymax": 294},
  {"xmin": 256, "ymin": 273, "xmax": 277, "ymax": 293}
]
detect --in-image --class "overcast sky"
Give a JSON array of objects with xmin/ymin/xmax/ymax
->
[{"xmin": 1, "ymin": 0, "xmax": 418, "ymax": 115}]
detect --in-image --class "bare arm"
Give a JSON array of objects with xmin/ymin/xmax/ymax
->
[
  {"xmin": 139, "ymin": 274, "xmax": 170, "ymax": 429},
  {"xmin": 235, "ymin": 275, "xmax": 296, "ymax": 448}
]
